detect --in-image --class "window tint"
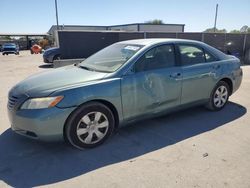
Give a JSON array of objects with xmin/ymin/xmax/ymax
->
[
  {"xmin": 204, "ymin": 51, "xmax": 217, "ymax": 62},
  {"xmin": 179, "ymin": 45, "xmax": 205, "ymax": 65},
  {"xmin": 135, "ymin": 45, "xmax": 175, "ymax": 72}
]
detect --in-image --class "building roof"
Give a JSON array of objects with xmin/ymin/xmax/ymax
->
[
  {"xmin": 48, "ymin": 23, "xmax": 185, "ymax": 34},
  {"xmin": 107, "ymin": 23, "xmax": 185, "ymax": 27}
]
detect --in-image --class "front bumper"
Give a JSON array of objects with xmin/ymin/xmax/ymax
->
[
  {"xmin": 232, "ymin": 68, "xmax": 243, "ymax": 94},
  {"xmin": 3, "ymin": 51, "xmax": 18, "ymax": 54},
  {"xmin": 8, "ymin": 106, "xmax": 76, "ymax": 141}
]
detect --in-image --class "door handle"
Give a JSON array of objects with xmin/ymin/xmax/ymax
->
[{"xmin": 170, "ymin": 72, "xmax": 181, "ymax": 79}]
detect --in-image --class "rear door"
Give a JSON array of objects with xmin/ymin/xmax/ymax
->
[
  {"xmin": 121, "ymin": 44, "xmax": 182, "ymax": 120},
  {"xmin": 177, "ymin": 44, "xmax": 219, "ymax": 104}
]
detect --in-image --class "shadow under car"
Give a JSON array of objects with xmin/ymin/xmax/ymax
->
[{"xmin": 0, "ymin": 101, "xmax": 246, "ymax": 187}]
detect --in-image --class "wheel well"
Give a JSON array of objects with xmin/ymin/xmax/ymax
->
[
  {"xmin": 53, "ymin": 54, "xmax": 60, "ymax": 61},
  {"xmin": 220, "ymin": 78, "xmax": 233, "ymax": 95},
  {"xmin": 91, "ymin": 99, "xmax": 120, "ymax": 129},
  {"xmin": 63, "ymin": 100, "xmax": 120, "ymax": 141}
]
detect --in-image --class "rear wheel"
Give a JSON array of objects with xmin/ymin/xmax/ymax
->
[
  {"xmin": 206, "ymin": 81, "xmax": 229, "ymax": 111},
  {"xmin": 65, "ymin": 102, "xmax": 115, "ymax": 149}
]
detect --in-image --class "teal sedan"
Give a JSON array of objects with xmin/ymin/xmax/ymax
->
[{"xmin": 8, "ymin": 39, "xmax": 242, "ymax": 149}]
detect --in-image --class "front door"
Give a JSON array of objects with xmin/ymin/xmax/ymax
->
[{"xmin": 121, "ymin": 44, "xmax": 182, "ymax": 121}]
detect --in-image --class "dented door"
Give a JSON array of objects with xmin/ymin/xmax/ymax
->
[{"xmin": 121, "ymin": 66, "xmax": 182, "ymax": 120}]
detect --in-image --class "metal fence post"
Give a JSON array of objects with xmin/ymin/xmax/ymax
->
[
  {"xmin": 243, "ymin": 34, "xmax": 247, "ymax": 64},
  {"xmin": 224, "ymin": 33, "xmax": 227, "ymax": 52}
]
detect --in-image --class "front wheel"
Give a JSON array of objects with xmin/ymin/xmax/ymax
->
[
  {"xmin": 65, "ymin": 102, "xmax": 115, "ymax": 149},
  {"xmin": 53, "ymin": 55, "xmax": 60, "ymax": 61},
  {"xmin": 206, "ymin": 81, "xmax": 229, "ymax": 111}
]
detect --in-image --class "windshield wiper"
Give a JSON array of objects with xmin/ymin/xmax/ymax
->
[
  {"xmin": 78, "ymin": 65, "xmax": 96, "ymax": 72},
  {"xmin": 78, "ymin": 65, "xmax": 112, "ymax": 73}
]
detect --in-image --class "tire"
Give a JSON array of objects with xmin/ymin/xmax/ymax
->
[
  {"xmin": 65, "ymin": 102, "xmax": 115, "ymax": 149},
  {"xmin": 53, "ymin": 55, "xmax": 60, "ymax": 61},
  {"xmin": 206, "ymin": 81, "xmax": 230, "ymax": 111}
]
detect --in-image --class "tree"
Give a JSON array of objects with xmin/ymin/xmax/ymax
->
[
  {"xmin": 229, "ymin": 25, "xmax": 250, "ymax": 33},
  {"xmin": 230, "ymin": 30, "xmax": 241, "ymax": 34},
  {"xmin": 240, "ymin": 25, "xmax": 248, "ymax": 33},
  {"xmin": 203, "ymin": 27, "xmax": 227, "ymax": 33},
  {"xmin": 0, "ymin": 36, "xmax": 11, "ymax": 40},
  {"xmin": 145, "ymin": 19, "xmax": 164, "ymax": 25}
]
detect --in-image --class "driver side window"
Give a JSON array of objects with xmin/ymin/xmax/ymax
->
[{"xmin": 134, "ymin": 44, "xmax": 176, "ymax": 72}]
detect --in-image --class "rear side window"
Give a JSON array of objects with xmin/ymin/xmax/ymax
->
[
  {"xmin": 135, "ymin": 44, "xmax": 176, "ymax": 72},
  {"xmin": 179, "ymin": 45, "xmax": 205, "ymax": 65},
  {"xmin": 204, "ymin": 51, "xmax": 217, "ymax": 62}
]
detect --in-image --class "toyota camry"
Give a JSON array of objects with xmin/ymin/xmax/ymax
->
[{"xmin": 8, "ymin": 39, "xmax": 242, "ymax": 149}]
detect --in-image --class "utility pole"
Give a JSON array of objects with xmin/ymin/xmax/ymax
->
[
  {"xmin": 214, "ymin": 4, "xmax": 218, "ymax": 32},
  {"xmin": 55, "ymin": 0, "xmax": 59, "ymax": 30}
]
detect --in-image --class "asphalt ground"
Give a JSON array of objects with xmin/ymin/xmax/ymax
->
[{"xmin": 0, "ymin": 51, "xmax": 249, "ymax": 188}]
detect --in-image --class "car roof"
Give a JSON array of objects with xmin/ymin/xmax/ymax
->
[
  {"xmin": 118, "ymin": 38, "xmax": 204, "ymax": 46},
  {"xmin": 118, "ymin": 38, "xmax": 228, "ymax": 61}
]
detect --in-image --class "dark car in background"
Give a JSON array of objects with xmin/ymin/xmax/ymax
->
[
  {"xmin": 43, "ymin": 47, "xmax": 61, "ymax": 63},
  {"xmin": 2, "ymin": 43, "xmax": 19, "ymax": 55}
]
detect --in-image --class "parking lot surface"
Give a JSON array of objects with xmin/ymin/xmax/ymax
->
[{"xmin": 0, "ymin": 51, "xmax": 250, "ymax": 188}]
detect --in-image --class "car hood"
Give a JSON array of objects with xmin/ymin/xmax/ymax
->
[{"xmin": 10, "ymin": 65, "xmax": 108, "ymax": 97}]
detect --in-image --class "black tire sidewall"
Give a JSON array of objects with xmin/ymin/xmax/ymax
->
[
  {"xmin": 53, "ymin": 55, "xmax": 60, "ymax": 61},
  {"xmin": 65, "ymin": 102, "xmax": 115, "ymax": 149}
]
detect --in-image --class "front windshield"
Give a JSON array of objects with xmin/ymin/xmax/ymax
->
[
  {"xmin": 3, "ymin": 43, "xmax": 16, "ymax": 47},
  {"xmin": 79, "ymin": 43, "xmax": 144, "ymax": 73}
]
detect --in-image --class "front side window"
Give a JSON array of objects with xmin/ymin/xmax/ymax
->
[
  {"xmin": 179, "ymin": 45, "xmax": 205, "ymax": 65},
  {"xmin": 79, "ymin": 43, "xmax": 144, "ymax": 72},
  {"xmin": 135, "ymin": 44, "xmax": 176, "ymax": 72}
]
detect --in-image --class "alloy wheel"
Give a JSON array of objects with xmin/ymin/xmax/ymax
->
[
  {"xmin": 213, "ymin": 85, "xmax": 228, "ymax": 108},
  {"xmin": 76, "ymin": 111, "xmax": 109, "ymax": 144}
]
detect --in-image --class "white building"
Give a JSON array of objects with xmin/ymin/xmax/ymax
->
[{"xmin": 48, "ymin": 23, "xmax": 185, "ymax": 38}]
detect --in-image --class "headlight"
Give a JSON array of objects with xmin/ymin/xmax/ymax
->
[{"xmin": 21, "ymin": 96, "xmax": 64, "ymax": 109}]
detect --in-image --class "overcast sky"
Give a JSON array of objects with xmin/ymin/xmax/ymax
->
[{"xmin": 0, "ymin": 0, "xmax": 249, "ymax": 33}]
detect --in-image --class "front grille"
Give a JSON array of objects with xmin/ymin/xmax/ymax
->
[{"xmin": 8, "ymin": 95, "xmax": 19, "ymax": 110}]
